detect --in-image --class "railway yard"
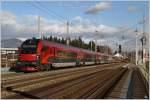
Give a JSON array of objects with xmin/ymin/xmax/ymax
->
[
  {"xmin": 1, "ymin": 1, "xmax": 149, "ymax": 99},
  {"xmin": 1, "ymin": 63, "xmax": 148, "ymax": 99}
]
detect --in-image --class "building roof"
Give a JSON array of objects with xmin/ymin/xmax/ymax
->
[
  {"xmin": 1, "ymin": 48, "xmax": 18, "ymax": 50},
  {"xmin": 114, "ymin": 53, "xmax": 123, "ymax": 58}
]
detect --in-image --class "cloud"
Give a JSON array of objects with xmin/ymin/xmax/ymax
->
[
  {"xmin": 85, "ymin": 1, "xmax": 111, "ymax": 14},
  {"xmin": 74, "ymin": 16, "xmax": 82, "ymax": 22},
  {"xmin": 1, "ymin": 10, "xmax": 138, "ymax": 51},
  {"xmin": 1, "ymin": 11, "xmax": 122, "ymax": 39},
  {"xmin": 127, "ymin": 6, "xmax": 140, "ymax": 13},
  {"xmin": 1, "ymin": 11, "xmax": 37, "ymax": 39}
]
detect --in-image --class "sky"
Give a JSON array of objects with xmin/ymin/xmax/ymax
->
[{"xmin": 1, "ymin": 0, "xmax": 149, "ymax": 51}]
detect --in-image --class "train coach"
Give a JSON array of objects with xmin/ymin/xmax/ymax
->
[{"xmin": 10, "ymin": 38, "xmax": 112, "ymax": 72}]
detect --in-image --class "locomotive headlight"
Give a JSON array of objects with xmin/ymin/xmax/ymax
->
[
  {"xmin": 36, "ymin": 55, "xmax": 40, "ymax": 65},
  {"xmin": 36, "ymin": 55, "xmax": 39, "ymax": 59}
]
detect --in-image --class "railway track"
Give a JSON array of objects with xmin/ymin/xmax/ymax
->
[
  {"xmin": 104, "ymin": 64, "xmax": 149, "ymax": 99},
  {"xmin": 2, "ymin": 62, "xmax": 124, "ymax": 82},
  {"xmin": 1, "ymin": 62, "xmax": 121, "ymax": 80},
  {"xmin": 2, "ymin": 63, "xmax": 147, "ymax": 99},
  {"xmin": 2, "ymin": 63, "xmax": 125, "ymax": 99},
  {"xmin": 130, "ymin": 68, "xmax": 149, "ymax": 99}
]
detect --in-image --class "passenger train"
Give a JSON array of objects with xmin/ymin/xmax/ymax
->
[{"xmin": 10, "ymin": 38, "xmax": 112, "ymax": 72}]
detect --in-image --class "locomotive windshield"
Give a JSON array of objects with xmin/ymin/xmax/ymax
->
[{"xmin": 21, "ymin": 39, "xmax": 39, "ymax": 54}]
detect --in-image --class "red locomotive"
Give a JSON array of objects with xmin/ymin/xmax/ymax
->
[{"xmin": 10, "ymin": 38, "xmax": 111, "ymax": 72}]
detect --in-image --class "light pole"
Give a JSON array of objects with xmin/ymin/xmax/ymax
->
[
  {"xmin": 140, "ymin": 34, "xmax": 146, "ymax": 63},
  {"xmin": 66, "ymin": 21, "xmax": 69, "ymax": 46},
  {"xmin": 95, "ymin": 39, "xmax": 97, "ymax": 53},
  {"xmin": 94, "ymin": 29, "xmax": 104, "ymax": 53},
  {"xmin": 38, "ymin": 15, "xmax": 41, "ymax": 39},
  {"xmin": 135, "ymin": 29, "xmax": 139, "ymax": 65},
  {"xmin": 95, "ymin": 30, "xmax": 98, "ymax": 53},
  {"xmin": 128, "ymin": 8, "xmax": 147, "ymax": 64},
  {"xmin": 106, "ymin": 40, "xmax": 109, "ymax": 55},
  {"xmin": 138, "ymin": 13, "xmax": 147, "ymax": 64},
  {"xmin": 90, "ymin": 41, "xmax": 93, "ymax": 51}
]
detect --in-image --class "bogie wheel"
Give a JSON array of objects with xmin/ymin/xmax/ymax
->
[
  {"xmin": 41, "ymin": 65, "xmax": 47, "ymax": 71},
  {"xmin": 83, "ymin": 62, "xmax": 85, "ymax": 66},
  {"xmin": 49, "ymin": 64, "xmax": 52, "ymax": 71},
  {"xmin": 45, "ymin": 64, "xmax": 49, "ymax": 71},
  {"xmin": 39, "ymin": 65, "xmax": 44, "ymax": 71},
  {"xmin": 76, "ymin": 61, "xmax": 81, "ymax": 67}
]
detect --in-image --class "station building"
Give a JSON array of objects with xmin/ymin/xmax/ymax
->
[{"xmin": 1, "ymin": 48, "xmax": 18, "ymax": 67}]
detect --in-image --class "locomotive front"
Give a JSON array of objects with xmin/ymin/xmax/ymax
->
[{"xmin": 12, "ymin": 38, "xmax": 41, "ymax": 72}]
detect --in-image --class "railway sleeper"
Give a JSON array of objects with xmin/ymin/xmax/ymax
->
[
  {"xmin": 104, "ymin": 66, "xmax": 149, "ymax": 99},
  {"xmin": 4, "ymin": 86, "xmax": 40, "ymax": 99},
  {"xmin": 87, "ymin": 68, "xmax": 127, "ymax": 99},
  {"xmin": 104, "ymin": 68, "xmax": 133, "ymax": 99},
  {"xmin": 129, "ymin": 68, "xmax": 149, "ymax": 99}
]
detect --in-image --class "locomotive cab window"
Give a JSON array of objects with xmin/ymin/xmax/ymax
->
[{"xmin": 21, "ymin": 39, "xmax": 39, "ymax": 54}]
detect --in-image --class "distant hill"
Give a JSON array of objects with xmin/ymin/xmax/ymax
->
[{"xmin": 1, "ymin": 38, "xmax": 23, "ymax": 48}]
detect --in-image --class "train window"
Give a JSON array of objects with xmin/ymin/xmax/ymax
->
[
  {"xmin": 67, "ymin": 52, "xmax": 77, "ymax": 57},
  {"xmin": 84, "ymin": 54, "xmax": 96, "ymax": 61},
  {"xmin": 57, "ymin": 50, "xmax": 66, "ymax": 56}
]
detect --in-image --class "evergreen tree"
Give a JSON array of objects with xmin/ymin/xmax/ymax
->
[
  {"xmin": 58, "ymin": 38, "xmax": 61, "ymax": 43},
  {"xmin": 61, "ymin": 38, "xmax": 65, "ymax": 44},
  {"xmin": 54, "ymin": 37, "xmax": 57, "ymax": 42},
  {"xmin": 78, "ymin": 37, "xmax": 82, "ymax": 48},
  {"xmin": 49, "ymin": 36, "xmax": 53, "ymax": 41}
]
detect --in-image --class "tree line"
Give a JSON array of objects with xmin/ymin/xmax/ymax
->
[{"xmin": 42, "ymin": 36, "xmax": 112, "ymax": 54}]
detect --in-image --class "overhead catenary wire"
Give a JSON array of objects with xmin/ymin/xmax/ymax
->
[
  {"xmin": 25, "ymin": 1, "xmax": 65, "ymax": 23},
  {"xmin": 35, "ymin": 1, "xmax": 70, "ymax": 45},
  {"xmin": 25, "ymin": 1, "xmax": 71, "ymax": 45},
  {"xmin": 35, "ymin": 1, "xmax": 67, "ymax": 21},
  {"xmin": 34, "ymin": 1, "xmax": 77, "ymax": 27}
]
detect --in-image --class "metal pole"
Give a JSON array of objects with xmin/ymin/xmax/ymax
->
[
  {"xmin": 142, "ymin": 14, "xmax": 144, "ymax": 63},
  {"xmin": 95, "ymin": 39, "xmax": 97, "ymax": 53},
  {"xmin": 136, "ymin": 33, "xmax": 138, "ymax": 65},
  {"xmin": 139, "ymin": 14, "xmax": 146, "ymax": 64},
  {"xmin": 6, "ymin": 50, "xmax": 8, "ymax": 67},
  {"xmin": 91, "ymin": 41, "xmax": 92, "ymax": 51},
  {"xmin": 107, "ymin": 41, "xmax": 109, "ymax": 55},
  {"xmin": 95, "ymin": 30, "xmax": 98, "ymax": 53},
  {"xmin": 99, "ymin": 40, "xmax": 101, "ymax": 53},
  {"xmin": 143, "ymin": 14, "xmax": 146, "ymax": 63},
  {"xmin": 143, "ymin": 46, "xmax": 146, "ymax": 63},
  {"xmin": 38, "ymin": 16, "xmax": 41, "ymax": 39},
  {"xmin": 66, "ymin": 21, "xmax": 69, "ymax": 45},
  {"xmin": 142, "ymin": 14, "xmax": 146, "ymax": 34}
]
